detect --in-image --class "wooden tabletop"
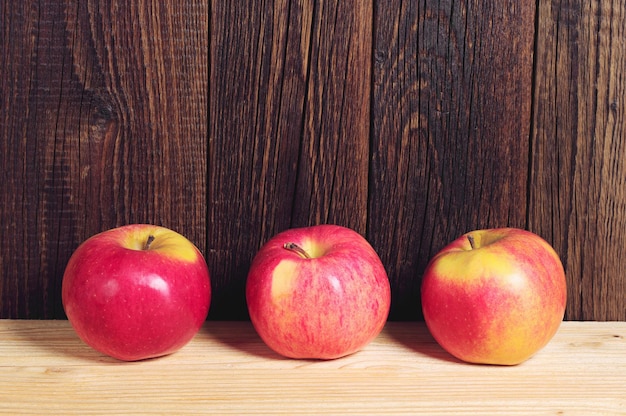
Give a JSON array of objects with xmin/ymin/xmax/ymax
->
[{"xmin": 0, "ymin": 320, "xmax": 624, "ymax": 415}]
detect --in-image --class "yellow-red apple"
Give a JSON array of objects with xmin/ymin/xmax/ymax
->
[
  {"xmin": 421, "ymin": 228, "xmax": 567, "ymax": 365},
  {"xmin": 62, "ymin": 224, "xmax": 211, "ymax": 361},
  {"xmin": 246, "ymin": 224, "xmax": 391, "ymax": 359}
]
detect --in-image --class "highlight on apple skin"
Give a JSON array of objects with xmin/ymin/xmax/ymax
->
[
  {"xmin": 246, "ymin": 224, "xmax": 391, "ymax": 360},
  {"xmin": 420, "ymin": 228, "xmax": 567, "ymax": 365},
  {"xmin": 62, "ymin": 224, "xmax": 211, "ymax": 361}
]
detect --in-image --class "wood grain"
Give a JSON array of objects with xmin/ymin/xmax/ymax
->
[
  {"xmin": 530, "ymin": 0, "xmax": 626, "ymax": 320},
  {"xmin": 369, "ymin": 1, "xmax": 535, "ymax": 318},
  {"xmin": 0, "ymin": 320, "xmax": 624, "ymax": 414},
  {"xmin": 208, "ymin": 1, "xmax": 311, "ymax": 318},
  {"xmin": 208, "ymin": 1, "xmax": 372, "ymax": 318},
  {"xmin": 0, "ymin": 0, "xmax": 208, "ymax": 318},
  {"xmin": 1, "ymin": 0, "xmax": 625, "ymax": 320}
]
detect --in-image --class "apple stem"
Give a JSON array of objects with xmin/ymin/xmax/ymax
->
[
  {"xmin": 467, "ymin": 234, "xmax": 476, "ymax": 250},
  {"xmin": 283, "ymin": 242, "xmax": 311, "ymax": 259},
  {"xmin": 144, "ymin": 235, "xmax": 155, "ymax": 250}
]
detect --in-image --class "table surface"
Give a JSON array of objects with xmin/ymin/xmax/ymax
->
[{"xmin": 0, "ymin": 320, "xmax": 624, "ymax": 415}]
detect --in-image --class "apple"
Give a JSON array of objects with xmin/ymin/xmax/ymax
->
[
  {"xmin": 62, "ymin": 224, "xmax": 211, "ymax": 361},
  {"xmin": 246, "ymin": 224, "xmax": 391, "ymax": 359},
  {"xmin": 421, "ymin": 228, "xmax": 567, "ymax": 365}
]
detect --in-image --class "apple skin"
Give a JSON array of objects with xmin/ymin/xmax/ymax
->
[
  {"xmin": 62, "ymin": 224, "xmax": 211, "ymax": 361},
  {"xmin": 246, "ymin": 224, "xmax": 391, "ymax": 359},
  {"xmin": 421, "ymin": 228, "xmax": 567, "ymax": 365}
]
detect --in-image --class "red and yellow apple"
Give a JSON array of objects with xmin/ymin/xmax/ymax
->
[
  {"xmin": 62, "ymin": 224, "xmax": 211, "ymax": 361},
  {"xmin": 246, "ymin": 224, "xmax": 391, "ymax": 359},
  {"xmin": 421, "ymin": 228, "xmax": 567, "ymax": 365}
]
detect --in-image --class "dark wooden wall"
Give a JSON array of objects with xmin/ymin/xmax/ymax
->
[{"xmin": 1, "ymin": 1, "xmax": 624, "ymax": 321}]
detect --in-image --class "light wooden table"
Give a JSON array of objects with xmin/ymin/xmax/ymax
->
[{"xmin": 0, "ymin": 320, "xmax": 624, "ymax": 415}]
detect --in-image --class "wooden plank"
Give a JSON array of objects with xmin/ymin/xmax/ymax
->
[
  {"xmin": 369, "ymin": 1, "xmax": 536, "ymax": 319},
  {"xmin": 0, "ymin": 320, "xmax": 624, "ymax": 414},
  {"xmin": 530, "ymin": 0, "xmax": 626, "ymax": 320},
  {"xmin": 62, "ymin": 0, "xmax": 209, "ymax": 242},
  {"xmin": 290, "ymin": 0, "xmax": 372, "ymax": 230},
  {"xmin": 207, "ymin": 0, "xmax": 307, "ymax": 241},
  {"xmin": 208, "ymin": 0, "xmax": 311, "ymax": 318},
  {"xmin": 208, "ymin": 1, "xmax": 372, "ymax": 318},
  {"xmin": 0, "ymin": 0, "xmax": 208, "ymax": 318}
]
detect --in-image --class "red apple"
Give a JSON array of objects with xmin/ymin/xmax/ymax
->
[
  {"xmin": 421, "ymin": 228, "xmax": 567, "ymax": 365},
  {"xmin": 62, "ymin": 224, "xmax": 211, "ymax": 361},
  {"xmin": 246, "ymin": 224, "xmax": 391, "ymax": 359}
]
